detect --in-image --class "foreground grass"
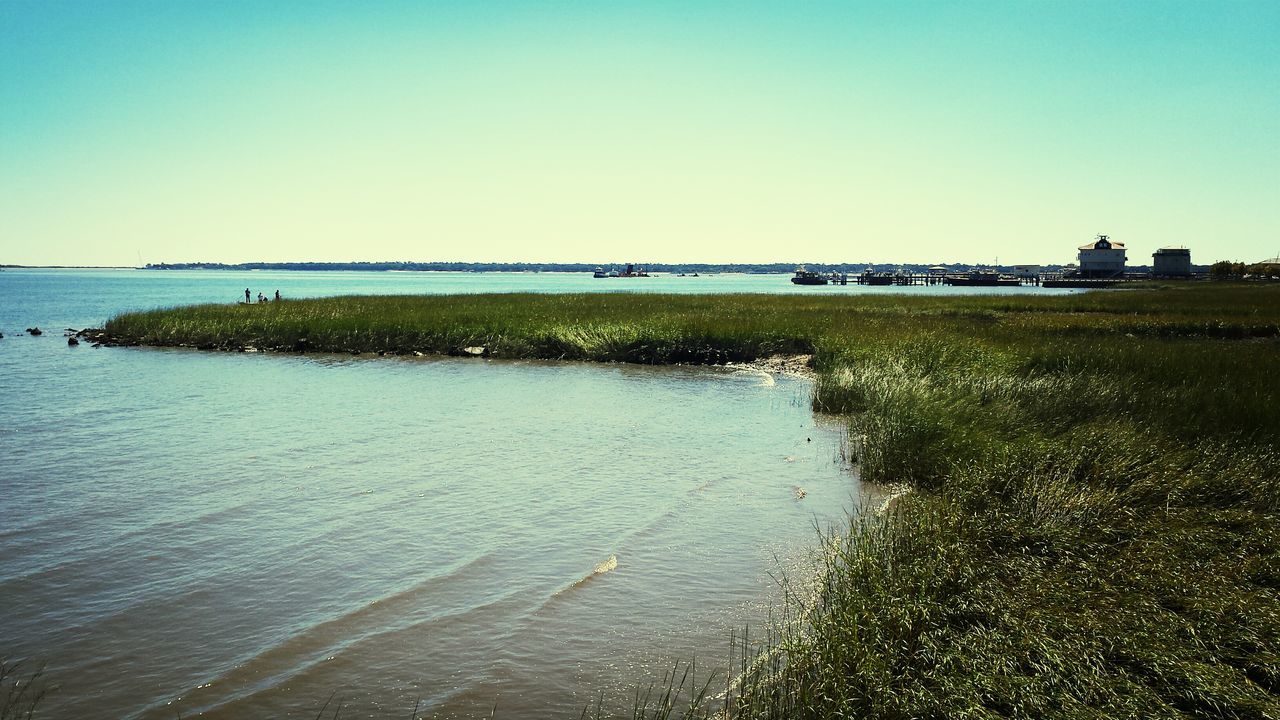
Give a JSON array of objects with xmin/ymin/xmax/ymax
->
[
  {"xmin": 104, "ymin": 285, "xmax": 1280, "ymax": 718},
  {"xmin": 0, "ymin": 659, "xmax": 51, "ymax": 720}
]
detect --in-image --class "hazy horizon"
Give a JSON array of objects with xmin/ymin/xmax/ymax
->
[
  {"xmin": 0, "ymin": 256, "xmax": 1226, "ymax": 270},
  {"xmin": 3, "ymin": 1, "xmax": 1277, "ymax": 267}
]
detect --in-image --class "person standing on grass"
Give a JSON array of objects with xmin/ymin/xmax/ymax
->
[
  {"xmin": 245, "ymin": 288, "xmax": 251, "ymax": 304},
  {"xmin": 274, "ymin": 289, "xmax": 281, "ymax": 301}
]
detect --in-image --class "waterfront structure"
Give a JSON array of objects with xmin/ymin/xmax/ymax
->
[
  {"xmin": 593, "ymin": 264, "xmax": 649, "ymax": 278},
  {"xmin": 1012, "ymin": 264, "xmax": 1041, "ymax": 279},
  {"xmin": 943, "ymin": 268, "xmax": 1019, "ymax": 287},
  {"xmin": 1078, "ymin": 235, "xmax": 1126, "ymax": 278},
  {"xmin": 858, "ymin": 267, "xmax": 894, "ymax": 285},
  {"xmin": 1152, "ymin": 247, "xmax": 1192, "ymax": 277}
]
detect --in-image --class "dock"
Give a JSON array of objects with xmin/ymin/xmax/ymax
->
[
  {"xmin": 1041, "ymin": 278, "xmax": 1128, "ymax": 288},
  {"xmin": 851, "ymin": 273, "xmax": 1040, "ymax": 287},
  {"xmin": 851, "ymin": 273, "xmax": 945, "ymax": 286},
  {"xmin": 797, "ymin": 271, "xmax": 1158, "ymax": 289}
]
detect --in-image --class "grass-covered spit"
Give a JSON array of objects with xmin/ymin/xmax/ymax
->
[{"xmin": 105, "ymin": 285, "xmax": 1280, "ymax": 718}]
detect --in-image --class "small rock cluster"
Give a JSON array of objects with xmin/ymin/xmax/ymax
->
[{"xmin": 73, "ymin": 328, "xmax": 113, "ymax": 348}]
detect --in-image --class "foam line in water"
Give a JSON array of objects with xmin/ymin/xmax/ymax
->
[
  {"xmin": 730, "ymin": 366, "xmax": 777, "ymax": 387},
  {"xmin": 0, "ymin": 501, "xmax": 255, "ymax": 593},
  {"xmin": 138, "ymin": 550, "xmax": 504, "ymax": 719},
  {"xmin": 537, "ymin": 554, "xmax": 621, "ymax": 612},
  {"xmin": 606, "ymin": 471, "xmax": 735, "ymax": 553},
  {"xmin": 582, "ymin": 553, "xmax": 618, "ymax": 582}
]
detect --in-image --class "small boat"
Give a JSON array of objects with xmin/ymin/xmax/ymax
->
[
  {"xmin": 592, "ymin": 267, "xmax": 608, "ymax": 278},
  {"xmin": 790, "ymin": 267, "xmax": 829, "ymax": 285}
]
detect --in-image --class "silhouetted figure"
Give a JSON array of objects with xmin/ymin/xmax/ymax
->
[
  {"xmin": 245, "ymin": 288, "xmax": 251, "ymax": 303},
  {"xmin": 274, "ymin": 289, "xmax": 281, "ymax": 301}
]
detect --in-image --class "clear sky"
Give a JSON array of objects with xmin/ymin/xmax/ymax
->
[{"xmin": 2, "ymin": 0, "xmax": 1277, "ymax": 266}]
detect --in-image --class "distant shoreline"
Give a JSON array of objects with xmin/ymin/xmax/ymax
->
[
  {"xmin": 5, "ymin": 260, "xmax": 1110, "ymax": 273},
  {"xmin": 1, "ymin": 264, "xmax": 137, "ymax": 269}
]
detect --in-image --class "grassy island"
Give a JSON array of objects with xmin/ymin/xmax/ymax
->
[{"xmin": 102, "ymin": 285, "xmax": 1280, "ymax": 718}]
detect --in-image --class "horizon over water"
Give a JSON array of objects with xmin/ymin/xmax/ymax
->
[{"xmin": 0, "ymin": 267, "xmax": 1077, "ymax": 329}]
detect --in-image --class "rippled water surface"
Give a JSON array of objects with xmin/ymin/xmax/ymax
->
[{"xmin": 0, "ymin": 269, "xmax": 901, "ymax": 718}]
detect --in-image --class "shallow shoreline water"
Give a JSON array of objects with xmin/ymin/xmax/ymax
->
[{"xmin": 1, "ymin": 273, "xmax": 872, "ymax": 719}]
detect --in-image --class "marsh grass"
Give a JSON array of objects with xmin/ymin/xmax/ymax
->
[
  {"xmin": 104, "ymin": 284, "xmax": 1280, "ymax": 718},
  {"xmin": 0, "ymin": 659, "xmax": 52, "ymax": 720}
]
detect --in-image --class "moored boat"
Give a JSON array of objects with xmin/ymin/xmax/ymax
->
[
  {"xmin": 790, "ymin": 266, "xmax": 829, "ymax": 285},
  {"xmin": 859, "ymin": 267, "xmax": 894, "ymax": 285},
  {"xmin": 593, "ymin": 263, "xmax": 649, "ymax": 278}
]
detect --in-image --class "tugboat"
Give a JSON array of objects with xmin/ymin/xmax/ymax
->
[{"xmin": 790, "ymin": 266, "xmax": 829, "ymax": 285}]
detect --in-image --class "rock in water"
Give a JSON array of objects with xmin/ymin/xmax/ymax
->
[
  {"xmin": 463, "ymin": 346, "xmax": 486, "ymax": 356},
  {"xmin": 26, "ymin": 327, "xmax": 42, "ymax": 336},
  {"xmin": 67, "ymin": 337, "xmax": 79, "ymax": 346}
]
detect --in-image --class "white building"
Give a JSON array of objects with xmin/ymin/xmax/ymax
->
[
  {"xmin": 1152, "ymin": 247, "xmax": 1192, "ymax": 277},
  {"xmin": 1078, "ymin": 235, "xmax": 1126, "ymax": 278},
  {"xmin": 1012, "ymin": 264, "xmax": 1041, "ymax": 279}
]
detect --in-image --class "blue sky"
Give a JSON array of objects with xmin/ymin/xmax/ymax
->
[{"xmin": 1, "ymin": 0, "xmax": 1277, "ymax": 266}]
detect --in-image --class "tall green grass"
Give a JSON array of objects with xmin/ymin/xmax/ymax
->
[
  {"xmin": 102, "ymin": 284, "xmax": 1280, "ymax": 718},
  {"xmin": 0, "ymin": 659, "xmax": 51, "ymax": 720}
]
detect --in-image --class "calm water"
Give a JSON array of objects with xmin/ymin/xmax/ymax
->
[
  {"xmin": 0, "ymin": 269, "xmax": 1055, "ymax": 718},
  {"xmin": 0, "ymin": 267, "xmax": 1074, "ymax": 330}
]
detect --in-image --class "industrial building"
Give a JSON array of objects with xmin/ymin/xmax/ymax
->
[{"xmin": 1152, "ymin": 247, "xmax": 1192, "ymax": 277}]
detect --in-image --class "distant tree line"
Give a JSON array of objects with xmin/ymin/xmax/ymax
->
[
  {"xmin": 143, "ymin": 260, "xmax": 1080, "ymax": 274},
  {"xmin": 1209, "ymin": 261, "xmax": 1279, "ymax": 279}
]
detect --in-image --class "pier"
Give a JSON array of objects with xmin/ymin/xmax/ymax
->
[
  {"xmin": 847, "ymin": 273, "xmax": 1041, "ymax": 287},
  {"xmin": 850, "ymin": 273, "xmax": 945, "ymax": 286},
  {"xmin": 1041, "ymin": 277, "xmax": 1128, "ymax": 288},
  {"xmin": 802, "ymin": 271, "xmax": 1166, "ymax": 289}
]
